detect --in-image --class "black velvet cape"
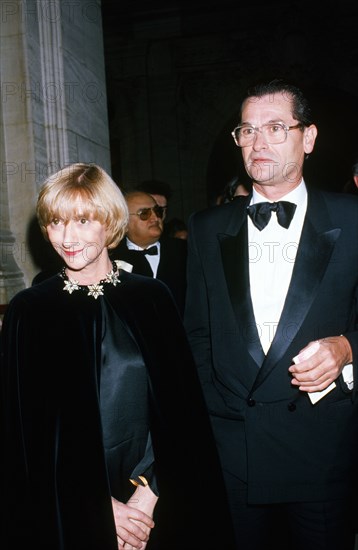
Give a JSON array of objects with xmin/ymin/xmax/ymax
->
[{"xmin": 0, "ymin": 270, "xmax": 235, "ymax": 550}]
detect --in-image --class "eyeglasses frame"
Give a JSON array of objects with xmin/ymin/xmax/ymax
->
[
  {"xmin": 231, "ymin": 122, "xmax": 303, "ymax": 147},
  {"xmin": 129, "ymin": 205, "xmax": 167, "ymax": 221}
]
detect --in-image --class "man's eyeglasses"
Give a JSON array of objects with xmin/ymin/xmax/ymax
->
[
  {"xmin": 129, "ymin": 205, "xmax": 167, "ymax": 221},
  {"xmin": 231, "ymin": 122, "xmax": 303, "ymax": 147}
]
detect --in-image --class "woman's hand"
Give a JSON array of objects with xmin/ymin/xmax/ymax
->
[
  {"xmin": 116, "ymin": 484, "xmax": 159, "ymax": 549},
  {"xmin": 111, "ymin": 497, "xmax": 154, "ymax": 549}
]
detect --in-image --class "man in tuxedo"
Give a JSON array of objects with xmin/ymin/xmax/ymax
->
[
  {"xmin": 184, "ymin": 78, "xmax": 358, "ymax": 550},
  {"xmin": 110, "ymin": 191, "xmax": 187, "ymax": 315}
]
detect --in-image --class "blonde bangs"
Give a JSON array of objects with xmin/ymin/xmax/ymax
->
[{"xmin": 37, "ymin": 163, "xmax": 129, "ymax": 246}]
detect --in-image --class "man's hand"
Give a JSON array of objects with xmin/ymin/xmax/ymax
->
[{"xmin": 289, "ymin": 336, "xmax": 353, "ymax": 392}]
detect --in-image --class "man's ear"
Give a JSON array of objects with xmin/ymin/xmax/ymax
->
[
  {"xmin": 303, "ymin": 124, "xmax": 318, "ymax": 155},
  {"xmin": 353, "ymin": 175, "xmax": 358, "ymax": 189}
]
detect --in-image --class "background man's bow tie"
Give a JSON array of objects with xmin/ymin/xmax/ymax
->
[
  {"xmin": 135, "ymin": 245, "xmax": 158, "ymax": 255},
  {"xmin": 247, "ymin": 201, "xmax": 297, "ymax": 231}
]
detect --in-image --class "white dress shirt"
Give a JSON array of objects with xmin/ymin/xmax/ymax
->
[
  {"xmin": 247, "ymin": 180, "xmax": 353, "ymax": 393},
  {"xmin": 248, "ymin": 181, "xmax": 307, "ymax": 354}
]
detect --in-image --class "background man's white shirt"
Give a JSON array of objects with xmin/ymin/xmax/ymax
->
[{"xmin": 126, "ymin": 237, "xmax": 160, "ymax": 277}]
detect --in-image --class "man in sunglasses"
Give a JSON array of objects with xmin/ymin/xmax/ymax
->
[{"xmin": 111, "ymin": 191, "xmax": 187, "ymax": 316}]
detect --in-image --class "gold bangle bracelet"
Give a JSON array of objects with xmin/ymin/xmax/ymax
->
[{"xmin": 129, "ymin": 475, "xmax": 149, "ymax": 487}]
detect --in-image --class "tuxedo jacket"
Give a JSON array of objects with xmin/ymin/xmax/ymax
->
[
  {"xmin": 110, "ymin": 237, "xmax": 187, "ymax": 315},
  {"xmin": 184, "ymin": 188, "xmax": 358, "ymax": 505},
  {"xmin": 0, "ymin": 271, "xmax": 234, "ymax": 549}
]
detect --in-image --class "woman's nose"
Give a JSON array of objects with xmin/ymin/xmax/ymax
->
[{"xmin": 62, "ymin": 222, "xmax": 79, "ymax": 247}]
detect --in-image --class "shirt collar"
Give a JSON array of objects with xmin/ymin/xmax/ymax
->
[
  {"xmin": 126, "ymin": 237, "xmax": 160, "ymax": 251},
  {"xmin": 252, "ymin": 179, "xmax": 307, "ymax": 208}
]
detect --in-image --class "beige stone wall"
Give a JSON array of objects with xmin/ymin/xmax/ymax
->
[{"xmin": 0, "ymin": 0, "xmax": 110, "ymax": 298}]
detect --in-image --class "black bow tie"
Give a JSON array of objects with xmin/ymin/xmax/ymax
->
[
  {"xmin": 247, "ymin": 201, "xmax": 297, "ymax": 231},
  {"xmin": 134, "ymin": 245, "xmax": 158, "ymax": 256}
]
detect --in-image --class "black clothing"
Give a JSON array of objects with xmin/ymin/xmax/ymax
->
[
  {"xmin": 246, "ymin": 200, "xmax": 296, "ymax": 230},
  {"xmin": 1, "ymin": 270, "xmax": 234, "ymax": 549},
  {"xmin": 184, "ymin": 188, "xmax": 358, "ymax": 548},
  {"xmin": 110, "ymin": 237, "xmax": 187, "ymax": 315},
  {"xmin": 133, "ymin": 245, "xmax": 158, "ymax": 255}
]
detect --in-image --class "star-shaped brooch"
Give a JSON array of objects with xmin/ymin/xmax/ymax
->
[
  {"xmin": 105, "ymin": 271, "xmax": 121, "ymax": 286},
  {"xmin": 63, "ymin": 279, "xmax": 80, "ymax": 294},
  {"xmin": 87, "ymin": 284, "xmax": 104, "ymax": 299}
]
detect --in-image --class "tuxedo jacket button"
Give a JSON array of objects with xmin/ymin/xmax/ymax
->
[
  {"xmin": 287, "ymin": 402, "xmax": 296, "ymax": 412},
  {"xmin": 247, "ymin": 398, "xmax": 256, "ymax": 407}
]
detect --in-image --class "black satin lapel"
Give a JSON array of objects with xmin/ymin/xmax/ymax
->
[
  {"xmin": 254, "ymin": 221, "xmax": 341, "ymax": 386},
  {"xmin": 219, "ymin": 222, "xmax": 265, "ymax": 367}
]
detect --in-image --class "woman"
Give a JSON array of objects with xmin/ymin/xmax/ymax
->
[{"xmin": 0, "ymin": 164, "xmax": 234, "ymax": 550}]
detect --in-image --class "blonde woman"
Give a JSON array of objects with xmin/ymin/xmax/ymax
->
[{"xmin": 1, "ymin": 164, "xmax": 234, "ymax": 550}]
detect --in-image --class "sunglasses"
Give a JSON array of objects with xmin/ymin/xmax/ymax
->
[{"xmin": 130, "ymin": 205, "xmax": 167, "ymax": 221}]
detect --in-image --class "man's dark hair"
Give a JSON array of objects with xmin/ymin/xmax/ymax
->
[
  {"xmin": 241, "ymin": 78, "xmax": 313, "ymax": 127},
  {"xmin": 163, "ymin": 217, "xmax": 188, "ymax": 238},
  {"xmin": 135, "ymin": 179, "xmax": 173, "ymax": 200}
]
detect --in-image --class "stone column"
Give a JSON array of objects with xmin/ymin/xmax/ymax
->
[
  {"xmin": 0, "ymin": 0, "xmax": 32, "ymax": 301},
  {"xmin": 0, "ymin": 0, "xmax": 111, "ymax": 299}
]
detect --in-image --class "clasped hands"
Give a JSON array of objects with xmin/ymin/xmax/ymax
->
[
  {"xmin": 289, "ymin": 335, "xmax": 353, "ymax": 393},
  {"xmin": 112, "ymin": 484, "xmax": 158, "ymax": 550}
]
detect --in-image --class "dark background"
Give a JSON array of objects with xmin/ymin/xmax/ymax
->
[{"xmin": 100, "ymin": 0, "xmax": 358, "ymax": 210}]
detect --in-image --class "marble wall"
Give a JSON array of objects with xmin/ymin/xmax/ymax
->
[{"xmin": 0, "ymin": 0, "xmax": 111, "ymax": 298}]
